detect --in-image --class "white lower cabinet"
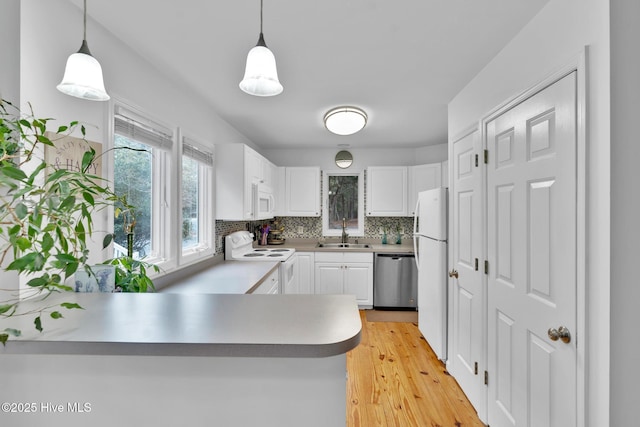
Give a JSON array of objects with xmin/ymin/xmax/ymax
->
[
  {"xmin": 252, "ymin": 268, "xmax": 279, "ymax": 294},
  {"xmin": 314, "ymin": 252, "xmax": 373, "ymax": 308},
  {"xmin": 295, "ymin": 252, "xmax": 315, "ymax": 294}
]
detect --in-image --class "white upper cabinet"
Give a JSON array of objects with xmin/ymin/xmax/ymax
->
[
  {"xmin": 216, "ymin": 144, "xmax": 276, "ymax": 221},
  {"xmin": 407, "ymin": 163, "xmax": 442, "ymax": 216},
  {"xmin": 262, "ymin": 159, "xmax": 277, "ymax": 188},
  {"xmin": 366, "ymin": 166, "xmax": 408, "ymax": 216},
  {"xmin": 244, "ymin": 147, "xmax": 263, "ymax": 186},
  {"xmin": 284, "ymin": 167, "xmax": 321, "ymax": 217}
]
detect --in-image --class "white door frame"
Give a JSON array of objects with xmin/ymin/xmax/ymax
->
[{"xmin": 478, "ymin": 48, "xmax": 588, "ymax": 426}]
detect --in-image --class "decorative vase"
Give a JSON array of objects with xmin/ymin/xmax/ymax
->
[
  {"xmin": 382, "ymin": 232, "xmax": 387, "ymax": 245},
  {"xmin": 74, "ymin": 265, "xmax": 116, "ymax": 293}
]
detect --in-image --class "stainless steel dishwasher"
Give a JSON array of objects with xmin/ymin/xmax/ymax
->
[{"xmin": 374, "ymin": 253, "xmax": 418, "ymax": 309}]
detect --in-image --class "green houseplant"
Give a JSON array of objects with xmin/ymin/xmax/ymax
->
[{"xmin": 0, "ymin": 99, "xmax": 156, "ymax": 344}]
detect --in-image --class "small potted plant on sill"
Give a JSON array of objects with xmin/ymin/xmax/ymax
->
[{"xmin": 101, "ymin": 205, "xmax": 158, "ymax": 293}]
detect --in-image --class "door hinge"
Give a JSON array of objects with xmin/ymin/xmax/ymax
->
[
  {"xmin": 484, "ymin": 370, "xmax": 489, "ymax": 386},
  {"xmin": 474, "ymin": 362, "xmax": 478, "ymax": 375},
  {"xmin": 474, "ymin": 258, "xmax": 479, "ymax": 271},
  {"xmin": 484, "ymin": 149, "xmax": 489, "ymax": 164},
  {"xmin": 484, "ymin": 260, "xmax": 489, "ymax": 275},
  {"xmin": 475, "ymin": 154, "xmax": 479, "ymax": 167}
]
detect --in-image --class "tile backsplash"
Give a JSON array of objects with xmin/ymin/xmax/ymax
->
[{"xmin": 215, "ymin": 216, "xmax": 414, "ymax": 253}]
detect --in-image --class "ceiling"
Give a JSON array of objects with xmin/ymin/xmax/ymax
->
[{"xmin": 76, "ymin": 0, "xmax": 549, "ymax": 149}]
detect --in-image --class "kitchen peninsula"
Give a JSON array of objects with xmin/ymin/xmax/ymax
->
[{"xmin": 0, "ymin": 272, "xmax": 361, "ymax": 427}]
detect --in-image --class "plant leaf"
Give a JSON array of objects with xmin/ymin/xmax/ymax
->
[
  {"xmin": 82, "ymin": 191, "xmax": 95, "ymax": 206},
  {"xmin": 27, "ymin": 162, "xmax": 47, "ymax": 185},
  {"xmin": 64, "ymin": 261, "xmax": 79, "ymax": 278},
  {"xmin": 34, "ymin": 316, "xmax": 42, "ymax": 332},
  {"xmin": 15, "ymin": 202, "xmax": 28, "ymax": 219},
  {"xmin": 81, "ymin": 149, "xmax": 95, "ymax": 173},
  {"xmin": 0, "ymin": 304, "xmax": 15, "ymax": 315},
  {"xmin": 15, "ymin": 237, "xmax": 32, "ymax": 251},
  {"xmin": 59, "ymin": 195, "xmax": 76, "ymax": 211},
  {"xmin": 0, "ymin": 165, "xmax": 28, "ymax": 181},
  {"xmin": 26, "ymin": 277, "xmax": 48, "ymax": 288},
  {"xmin": 60, "ymin": 302, "xmax": 83, "ymax": 310},
  {"xmin": 7, "ymin": 252, "xmax": 45, "ymax": 271},
  {"xmin": 102, "ymin": 233, "xmax": 114, "ymax": 249},
  {"xmin": 45, "ymin": 168, "xmax": 66, "ymax": 184},
  {"xmin": 41, "ymin": 233, "xmax": 54, "ymax": 252},
  {"xmin": 50, "ymin": 311, "xmax": 63, "ymax": 319}
]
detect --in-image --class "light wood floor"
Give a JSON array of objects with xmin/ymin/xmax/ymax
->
[{"xmin": 347, "ymin": 311, "xmax": 485, "ymax": 427}]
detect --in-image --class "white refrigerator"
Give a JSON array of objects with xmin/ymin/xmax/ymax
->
[{"xmin": 413, "ymin": 187, "xmax": 448, "ymax": 361}]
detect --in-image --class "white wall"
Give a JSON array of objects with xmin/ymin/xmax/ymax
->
[
  {"xmin": 415, "ymin": 144, "xmax": 448, "ymax": 165},
  {"xmin": 609, "ymin": 1, "xmax": 640, "ymax": 426},
  {"xmin": 263, "ymin": 144, "xmax": 447, "ymax": 170},
  {"xmin": 0, "ymin": 0, "xmax": 20, "ymax": 104},
  {"xmin": 448, "ymin": 0, "xmax": 610, "ymax": 425}
]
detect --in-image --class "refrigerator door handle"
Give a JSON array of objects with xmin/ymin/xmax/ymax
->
[{"xmin": 413, "ymin": 198, "xmax": 420, "ymax": 270}]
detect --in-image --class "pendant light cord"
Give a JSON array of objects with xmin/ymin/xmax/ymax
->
[
  {"xmin": 256, "ymin": 0, "xmax": 267, "ymax": 47},
  {"xmin": 77, "ymin": 0, "xmax": 92, "ymax": 55},
  {"xmin": 83, "ymin": 0, "xmax": 87, "ymax": 41}
]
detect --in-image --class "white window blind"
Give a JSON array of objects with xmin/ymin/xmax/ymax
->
[
  {"xmin": 114, "ymin": 105, "xmax": 173, "ymax": 150},
  {"xmin": 182, "ymin": 137, "xmax": 214, "ymax": 166}
]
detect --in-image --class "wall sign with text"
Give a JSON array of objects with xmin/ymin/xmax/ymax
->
[{"xmin": 44, "ymin": 131, "xmax": 102, "ymax": 177}]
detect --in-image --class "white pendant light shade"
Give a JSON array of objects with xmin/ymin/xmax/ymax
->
[
  {"xmin": 239, "ymin": 35, "xmax": 283, "ymax": 97},
  {"xmin": 239, "ymin": 0, "xmax": 283, "ymax": 97},
  {"xmin": 57, "ymin": 42, "xmax": 110, "ymax": 101},
  {"xmin": 324, "ymin": 107, "xmax": 368, "ymax": 135},
  {"xmin": 57, "ymin": 0, "xmax": 109, "ymax": 101}
]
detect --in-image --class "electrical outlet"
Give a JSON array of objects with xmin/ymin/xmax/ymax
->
[
  {"xmin": 297, "ymin": 226, "xmax": 304, "ymax": 234},
  {"xmin": 218, "ymin": 236, "xmax": 223, "ymax": 248}
]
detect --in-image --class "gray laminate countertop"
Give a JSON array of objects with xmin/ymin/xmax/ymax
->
[
  {"xmin": 0, "ymin": 292, "xmax": 362, "ymax": 358},
  {"xmin": 160, "ymin": 260, "xmax": 279, "ymax": 294},
  {"xmin": 258, "ymin": 238, "xmax": 415, "ymax": 254}
]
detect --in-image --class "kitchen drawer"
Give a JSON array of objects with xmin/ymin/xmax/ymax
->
[{"xmin": 315, "ymin": 252, "xmax": 373, "ymax": 263}]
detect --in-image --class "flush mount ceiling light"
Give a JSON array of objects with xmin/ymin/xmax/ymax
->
[
  {"xmin": 57, "ymin": 0, "xmax": 110, "ymax": 101},
  {"xmin": 239, "ymin": 0, "xmax": 283, "ymax": 97},
  {"xmin": 324, "ymin": 107, "xmax": 368, "ymax": 136}
]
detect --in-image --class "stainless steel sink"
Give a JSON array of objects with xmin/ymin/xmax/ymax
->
[{"xmin": 316, "ymin": 243, "xmax": 372, "ymax": 249}]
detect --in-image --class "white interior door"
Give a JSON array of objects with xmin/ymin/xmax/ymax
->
[
  {"xmin": 447, "ymin": 128, "xmax": 486, "ymax": 420},
  {"xmin": 486, "ymin": 72, "xmax": 577, "ymax": 427}
]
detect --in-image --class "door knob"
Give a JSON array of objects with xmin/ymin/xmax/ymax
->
[
  {"xmin": 448, "ymin": 269, "xmax": 459, "ymax": 279},
  {"xmin": 547, "ymin": 326, "xmax": 571, "ymax": 343}
]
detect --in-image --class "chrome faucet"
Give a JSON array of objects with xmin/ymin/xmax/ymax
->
[{"xmin": 341, "ymin": 218, "xmax": 349, "ymax": 243}]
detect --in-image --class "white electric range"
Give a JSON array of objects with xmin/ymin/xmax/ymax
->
[{"xmin": 225, "ymin": 231, "xmax": 297, "ymax": 294}]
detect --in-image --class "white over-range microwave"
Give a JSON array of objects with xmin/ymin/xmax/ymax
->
[{"xmin": 253, "ymin": 183, "xmax": 275, "ymax": 219}]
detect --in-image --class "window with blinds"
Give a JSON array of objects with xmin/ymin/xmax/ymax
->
[
  {"xmin": 114, "ymin": 105, "xmax": 173, "ymax": 151},
  {"xmin": 113, "ymin": 105, "xmax": 174, "ymax": 261},
  {"xmin": 111, "ymin": 102, "xmax": 215, "ymax": 270},
  {"xmin": 181, "ymin": 137, "xmax": 214, "ymax": 258}
]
